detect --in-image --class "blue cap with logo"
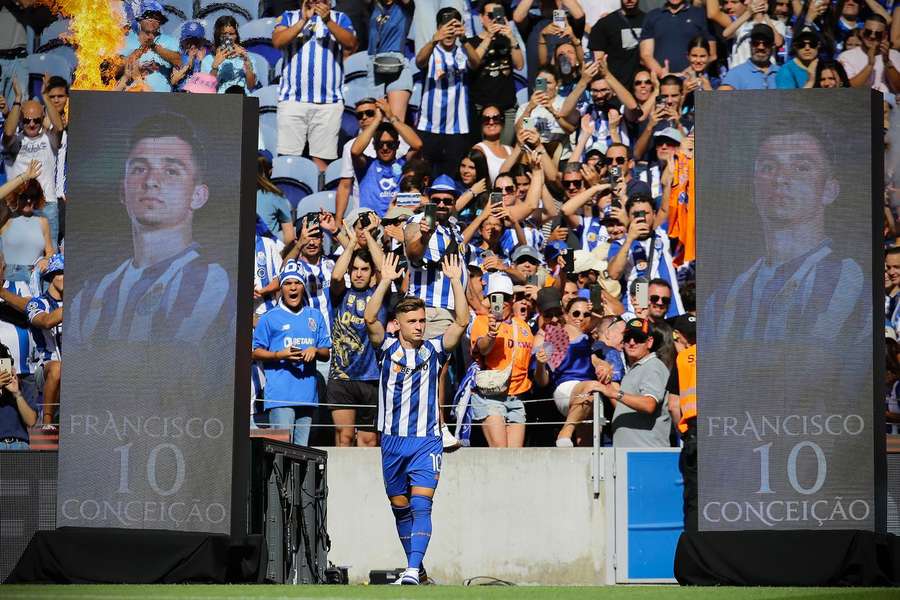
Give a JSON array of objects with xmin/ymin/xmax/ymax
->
[
  {"xmin": 43, "ymin": 253, "xmax": 64, "ymax": 280},
  {"xmin": 137, "ymin": 0, "xmax": 168, "ymax": 23},
  {"xmin": 180, "ymin": 20, "xmax": 206, "ymax": 42},
  {"xmin": 279, "ymin": 260, "xmax": 304, "ymax": 286},
  {"xmin": 429, "ymin": 174, "xmax": 460, "ymax": 196}
]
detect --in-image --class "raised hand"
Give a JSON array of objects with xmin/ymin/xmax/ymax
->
[
  {"xmin": 24, "ymin": 159, "xmax": 42, "ymax": 181},
  {"xmin": 381, "ymin": 251, "xmax": 405, "ymax": 281},
  {"xmin": 441, "ymin": 251, "xmax": 462, "ymax": 280}
]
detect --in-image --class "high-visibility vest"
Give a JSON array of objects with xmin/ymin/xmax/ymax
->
[{"xmin": 676, "ymin": 344, "xmax": 697, "ymax": 433}]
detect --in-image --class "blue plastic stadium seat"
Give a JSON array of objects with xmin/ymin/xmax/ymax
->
[
  {"xmin": 37, "ymin": 18, "xmax": 71, "ymax": 53},
  {"xmin": 343, "ymin": 51, "xmax": 368, "ymax": 83},
  {"xmin": 258, "ymin": 112, "xmax": 278, "ymax": 154},
  {"xmin": 161, "ymin": 15, "xmax": 186, "ymax": 38},
  {"xmin": 296, "ymin": 191, "xmax": 337, "ymax": 219},
  {"xmin": 240, "ymin": 18, "xmax": 280, "ymax": 67},
  {"xmin": 163, "ymin": 0, "xmax": 195, "ymax": 20},
  {"xmin": 27, "ymin": 53, "xmax": 71, "ymax": 83},
  {"xmin": 197, "ymin": 0, "xmax": 258, "ymax": 25},
  {"xmin": 272, "ymin": 155, "xmax": 321, "ymax": 204},
  {"xmin": 323, "ymin": 159, "xmax": 345, "ymax": 191},
  {"xmin": 247, "ymin": 51, "xmax": 269, "ymax": 88},
  {"xmin": 251, "ymin": 84, "xmax": 279, "ymax": 113},
  {"xmin": 38, "ymin": 45, "xmax": 77, "ymax": 74}
]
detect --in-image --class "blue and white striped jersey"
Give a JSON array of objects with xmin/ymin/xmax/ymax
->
[
  {"xmin": 417, "ymin": 44, "xmax": 470, "ymax": 134},
  {"xmin": 407, "ymin": 213, "xmax": 466, "ymax": 310},
  {"xmin": 65, "ymin": 244, "xmax": 232, "ymax": 345},
  {"xmin": 499, "ymin": 225, "xmax": 545, "ymax": 259},
  {"xmin": 26, "ymin": 293, "xmax": 61, "ymax": 362},
  {"xmin": 577, "ymin": 214, "xmax": 609, "ymax": 253},
  {"xmin": 607, "ymin": 228, "xmax": 683, "ymax": 318},
  {"xmin": 254, "ymin": 234, "xmax": 284, "ymax": 316},
  {"xmin": 277, "ymin": 10, "xmax": 355, "ymax": 104},
  {"xmin": 0, "ymin": 280, "xmax": 36, "ymax": 374},
  {"xmin": 295, "ymin": 257, "xmax": 335, "ymax": 333},
  {"xmin": 378, "ymin": 335, "xmax": 448, "ymax": 437}
]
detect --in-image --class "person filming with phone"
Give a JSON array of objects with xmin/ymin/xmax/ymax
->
[
  {"xmin": 0, "ymin": 343, "xmax": 38, "ymax": 450},
  {"xmin": 469, "ymin": 272, "xmax": 535, "ymax": 448}
]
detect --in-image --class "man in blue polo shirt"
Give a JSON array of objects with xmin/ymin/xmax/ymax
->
[
  {"xmin": 252, "ymin": 260, "xmax": 332, "ymax": 446},
  {"xmin": 639, "ymin": 0, "xmax": 715, "ymax": 77},
  {"xmin": 720, "ymin": 24, "xmax": 780, "ymax": 90}
]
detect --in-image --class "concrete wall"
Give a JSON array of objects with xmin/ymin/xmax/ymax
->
[{"xmin": 324, "ymin": 447, "xmax": 611, "ymax": 585}]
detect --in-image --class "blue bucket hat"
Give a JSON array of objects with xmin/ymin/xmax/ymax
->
[
  {"xmin": 180, "ymin": 20, "xmax": 206, "ymax": 43},
  {"xmin": 279, "ymin": 259, "xmax": 304, "ymax": 286},
  {"xmin": 429, "ymin": 174, "xmax": 460, "ymax": 197}
]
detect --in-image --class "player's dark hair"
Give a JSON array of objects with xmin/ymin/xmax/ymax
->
[
  {"xmin": 436, "ymin": 7, "xmax": 462, "ymax": 25},
  {"xmin": 606, "ymin": 142, "xmax": 631, "ymax": 160},
  {"xmin": 565, "ymin": 296, "xmax": 587, "ymax": 313},
  {"xmin": 395, "ymin": 296, "xmax": 426, "ymax": 315},
  {"xmin": 375, "ymin": 122, "xmax": 399, "ymax": 143},
  {"xmin": 128, "ymin": 112, "xmax": 207, "ymax": 182},
  {"xmin": 887, "ymin": 246, "xmax": 900, "ymax": 256},
  {"xmin": 760, "ymin": 109, "xmax": 836, "ymax": 168}
]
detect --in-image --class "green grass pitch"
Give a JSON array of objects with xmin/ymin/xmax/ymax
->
[{"xmin": 2, "ymin": 586, "xmax": 898, "ymax": 600}]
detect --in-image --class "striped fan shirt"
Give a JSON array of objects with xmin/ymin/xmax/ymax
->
[
  {"xmin": 378, "ymin": 335, "xmax": 448, "ymax": 437},
  {"xmin": 26, "ymin": 293, "xmax": 61, "ymax": 362},
  {"xmin": 295, "ymin": 257, "xmax": 336, "ymax": 333},
  {"xmin": 607, "ymin": 228, "xmax": 683, "ymax": 318},
  {"xmin": 0, "ymin": 281, "xmax": 36, "ymax": 374},
  {"xmin": 417, "ymin": 44, "xmax": 470, "ymax": 134},
  {"xmin": 277, "ymin": 10, "xmax": 355, "ymax": 104},
  {"xmin": 254, "ymin": 234, "xmax": 284, "ymax": 316},
  {"xmin": 65, "ymin": 244, "xmax": 232, "ymax": 346},
  {"xmin": 407, "ymin": 213, "xmax": 467, "ymax": 310}
]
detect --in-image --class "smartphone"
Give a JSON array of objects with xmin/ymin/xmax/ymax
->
[
  {"xmin": 552, "ymin": 9, "xmax": 567, "ymax": 29},
  {"xmin": 391, "ymin": 247, "xmax": 408, "ymax": 274},
  {"xmin": 0, "ymin": 357, "xmax": 11, "ymax": 374},
  {"xmin": 307, "ymin": 214, "xmax": 320, "ymax": 229},
  {"xmin": 608, "ymin": 165, "xmax": 621, "ymax": 187},
  {"xmin": 534, "ymin": 78, "xmax": 548, "ymax": 93},
  {"xmin": 522, "ymin": 116, "xmax": 534, "ymax": 130},
  {"xmin": 358, "ymin": 212, "xmax": 371, "ymax": 229},
  {"xmin": 490, "ymin": 5, "xmax": 506, "ymax": 24},
  {"xmin": 446, "ymin": 236, "xmax": 459, "ymax": 256},
  {"xmin": 438, "ymin": 11, "xmax": 456, "ymax": 26},
  {"xmin": 395, "ymin": 192, "xmax": 420, "ymax": 207},
  {"xmin": 526, "ymin": 274, "xmax": 539, "ymax": 286},
  {"xmin": 490, "ymin": 292, "xmax": 505, "ymax": 317},
  {"xmin": 490, "ymin": 192, "xmax": 503, "ymax": 205},
  {"xmin": 563, "ymin": 248, "xmax": 574, "ymax": 274},
  {"xmin": 424, "ymin": 204, "xmax": 437, "ymax": 228},
  {"xmin": 633, "ymin": 209, "xmax": 648, "ymax": 222},
  {"xmin": 635, "ymin": 279, "xmax": 649, "ymax": 309},
  {"xmin": 589, "ymin": 284, "xmax": 603, "ymax": 310},
  {"xmin": 655, "ymin": 95, "xmax": 667, "ymax": 111}
]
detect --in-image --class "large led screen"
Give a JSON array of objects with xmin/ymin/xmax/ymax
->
[
  {"xmin": 696, "ymin": 89, "xmax": 881, "ymax": 531},
  {"xmin": 56, "ymin": 92, "xmax": 255, "ymax": 534}
]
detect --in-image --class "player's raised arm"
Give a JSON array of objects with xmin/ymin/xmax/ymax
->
[
  {"xmin": 440, "ymin": 253, "xmax": 468, "ymax": 351},
  {"xmin": 365, "ymin": 252, "xmax": 403, "ymax": 346}
]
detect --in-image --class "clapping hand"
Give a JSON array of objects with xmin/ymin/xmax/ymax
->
[{"xmin": 23, "ymin": 159, "xmax": 42, "ymax": 181}]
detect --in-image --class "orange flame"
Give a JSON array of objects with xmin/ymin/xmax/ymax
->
[{"xmin": 37, "ymin": 0, "xmax": 125, "ymax": 90}]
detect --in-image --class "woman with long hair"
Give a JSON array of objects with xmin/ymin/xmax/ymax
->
[
  {"xmin": 202, "ymin": 15, "xmax": 257, "ymax": 93},
  {"xmin": 474, "ymin": 105, "xmax": 515, "ymax": 185},
  {"xmin": 813, "ymin": 59, "xmax": 851, "ymax": 87},
  {"xmin": 0, "ymin": 160, "xmax": 55, "ymax": 284},
  {"xmin": 256, "ymin": 154, "xmax": 295, "ymax": 244},
  {"xmin": 455, "ymin": 149, "xmax": 491, "ymax": 222}
]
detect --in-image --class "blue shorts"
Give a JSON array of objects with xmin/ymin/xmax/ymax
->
[{"xmin": 381, "ymin": 434, "xmax": 443, "ymax": 497}]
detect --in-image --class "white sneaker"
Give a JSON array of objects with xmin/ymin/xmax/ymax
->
[
  {"xmin": 398, "ymin": 568, "xmax": 419, "ymax": 585},
  {"xmin": 441, "ymin": 424, "xmax": 461, "ymax": 450},
  {"xmin": 555, "ymin": 437, "xmax": 574, "ymax": 448}
]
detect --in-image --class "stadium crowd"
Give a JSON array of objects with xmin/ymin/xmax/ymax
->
[{"xmin": 0, "ymin": 0, "xmax": 898, "ymax": 451}]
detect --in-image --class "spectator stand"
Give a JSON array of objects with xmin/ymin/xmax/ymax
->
[
  {"xmin": 239, "ymin": 17, "xmax": 280, "ymax": 68},
  {"xmin": 160, "ymin": 1, "xmax": 192, "ymax": 36},
  {"xmin": 197, "ymin": 0, "xmax": 259, "ymax": 24},
  {"xmin": 257, "ymin": 111, "xmax": 277, "ymax": 155},
  {"xmin": 296, "ymin": 190, "xmax": 336, "ymax": 220},
  {"xmin": 343, "ymin": 51, "xmax": 368, "ymax": 84},
  {"xmin": 271, "ymin": 155, "xmax": 320, "ymax": 209},
  {"xmin": 27, "ymin": 54, "xmax": 72, "ymax": 99},
  {"xmin": 246, "ymin": 51, "xmax": 270, "ymax": 88},
  {"xmin": 322, "ymin": 159, "xmax": 343, "ymax": 191}
]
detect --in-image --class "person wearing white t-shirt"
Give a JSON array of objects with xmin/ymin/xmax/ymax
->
[
  {"xmin": 722, "ymin": 0, "xmax": 785, "ymax": 69},
  {"xmin": 838, "ymin": 14, "xmax": 900, "ymax": 94},
  {"xmin": 515, "ymin": 65, "xmax": 578, "ymax": 160}
]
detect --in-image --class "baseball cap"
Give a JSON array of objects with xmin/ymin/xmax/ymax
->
[
  {"xmin": 544, "ymin": 240, "xmax": 568, "ymax": 262},
  {"xmin": 623, "ymin": 317, "xmax": 652, "ymax": 342},
  {"xmin": 279, "ymin": 260, "xmax": 304, "ymax": 286},
  {"xmin": 429, "ymin": 174, "xmax": 459, "ymax": 197},
  {"xmin": 43, "ymin": 253, "xmax": 64, "ymax": 280},
  {"xmin": 573, "ymin": 249, "xmax": 601, "ymax": 274},
  {"xmin": 794, "ymin": 24, "xmax": 820, "ymax": 44},
  {"xmin": 486, "ymin": 272, "xmax": 514, "ymax": 296},
  {"xmin": 137, "ymin": 0, "xmax": 168, "ymax": 23},
  {"xmin": 511, "ymin": 245, "xmax": 542, "ymax": 264},
  {"xmin": 668, "ymin": 314, "xmax": 697, "ymax": 340},
  {"xmin": 750, "ymin": 23, "xmax": 775, "ymax": 45},
  {"xmin": 626, "ymin": 179, "xmax": 652, "ymax": 201},
  {"xmin": 653, "ymin": 127, "xmax": 683, "ymax": 145},
  {"xmin": 537, "ymin": 286, "xmax": 562, "ymax": 313},
  {"xmin": 384, "ymin": 205, "xmax": 415, "ymax": 221},
  {"xmin": 180, "ymin": 20, "xmax": 206, "ymax": 42},
  {"xmin": 258, "ymin": 149, "xmax": 274, "ymax": 163}
]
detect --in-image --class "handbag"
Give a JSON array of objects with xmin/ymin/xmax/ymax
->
[{"xmin": 474, "ymin": 319, "xmax": 518, "ymax": 395}]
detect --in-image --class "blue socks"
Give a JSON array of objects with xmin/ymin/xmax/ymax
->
[
  {"xmin": 407, "ymin": 494, "xmax": 433, "ymax": 570},
  {"xmin": 391, "ymin": 504, "xmax": 412, "ymax": 561}
]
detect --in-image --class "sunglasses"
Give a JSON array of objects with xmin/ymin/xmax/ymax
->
[
  {"xmin": 376, "ymin": 139, "xmax": 399, "ymax": 149},
  {"xmin": 634, "ymin": 79, "xmax": 652, "ymax": 85},
  {"xmin": 863, "ymin": 29, "xmax": 884, "ymax": 39},
  {"xmin": 382, "ymin": 219, "xmax": 401, "ymax": 226},
  {"xmin": 356, "ymin": 109, "xmax": 376, "ymax": 119},
  {"xmin": 750, "ymin": 39, "xmax": 772, "ymax": 48},
  {"xmin": 623, "ymin": 334, "xmax": 648, "ymax": 344},
  {"xmin": 494, "ymin": 185, "xmax": 515, "ymax": 194},
  {"xmin": 22, "ymin": 117, "xmax": 41, "ymax": 125},
  {"xmin": 563, "ymin": 179, "xmax": 584, "ymax": 188},
  {"xmin": 514, "ymin": 293, "xmax": 530, "ymax": 301},
  {"xmin": 796, "ymin": 39, "xmax": 819, "ymax": 49},
  {"xmin": 569, "ymin": 310, "xmax": 587, "ymax": 318},
  {"xmin": 606, "ymin": 156, "xmax": 627, "ymax": 165},
  {"xmin": 483, "ymin": 114, "xmax": 503, "ymax": 123},
  {"xmin": 431, "ymin": 195, "xmax": 455, "ymax": 205},
  {"xmin": 649, "ymin": 294, "xmax": 671, "ymax": 306}
]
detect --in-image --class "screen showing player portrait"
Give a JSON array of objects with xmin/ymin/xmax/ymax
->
[
  {"xmin": 696, "ymin": 90, "xmax": 880, "ymax": 532},
  {"xmin": 56, "ymin": 92, "xmax": 254, "ymax": 534}
]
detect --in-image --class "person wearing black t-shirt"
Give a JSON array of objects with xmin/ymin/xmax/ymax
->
[
  {"xmin": 588, "ymin": 0, "xmax": 645, "ymax": 89},
  {"xmin": 513, "ymin": 0, "xmax": 586, "ymax": 87},
  {"xmin": 465, "ymin": 1, "xmax": 524, "ymax": 146}
]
